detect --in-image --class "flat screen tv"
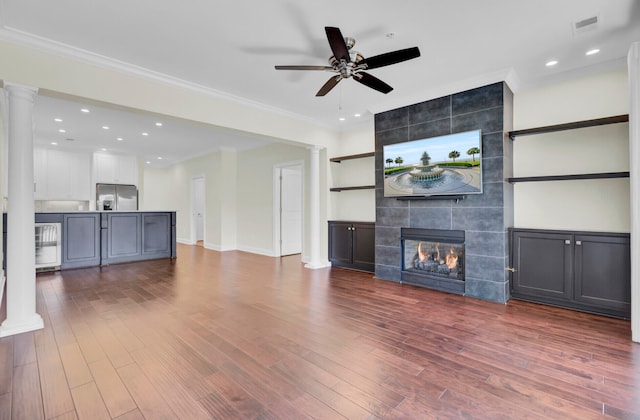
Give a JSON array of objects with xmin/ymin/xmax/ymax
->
[{"xmin": 383, "ymin": 129, "xmax": 482, "ymax": 198}]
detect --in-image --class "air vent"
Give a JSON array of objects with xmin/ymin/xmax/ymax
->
[{"xmin": 572, "ymin": 15, "xmax": 599, "ymax": 36}]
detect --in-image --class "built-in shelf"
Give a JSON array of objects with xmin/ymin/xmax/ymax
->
[
  {"xmin": 330, "ymin": 152, "xmax": 375, "ymax": 163},
  {"xmin": 508, "ymin": 172, "xmax": 630, "ymax": 183},
  {"xmin": 508, "ymin": 114, "xmax": 629, "ymax": 140},
  {"xmin": 330, "ymin": 152, "xmax": 375, "ymax": 192},
  {"xmin": 508, "ymin": 115, "xmax": 630, "ymax": 184},
  {"xmin": 330, "ymin": 185, "xmax": 376, "ymax": 192}
]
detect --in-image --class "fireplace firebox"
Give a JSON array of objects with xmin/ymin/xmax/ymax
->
[{"xmin": 401, "ymin": 228, "xmax": 465, "ymax": 294}]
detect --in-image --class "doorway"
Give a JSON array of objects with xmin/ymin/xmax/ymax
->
[
  {"xmin": 274, "ymin": 163, "xmax": 303, "ymax": 256},
  {"xmin": 191, "ymin": 176, "xmax": 205, "ymax": 245}
]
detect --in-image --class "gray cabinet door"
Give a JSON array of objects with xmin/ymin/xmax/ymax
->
[
  {"xmin": 574, "ymin": 234, "xmax": 631, "ymax": 316},
  {"xmin": 62, "ymin": 213, "xmax": 100, "ymax": 269},
  {"xmin": 107, "ymin": 213, "xmax": 141, "ymax": 260},
  {"xmin": 328, "ymin": 222, "xmax": 353, "ymax": 266},
  {"xmin": 352, "ymin": 223, "xmax": 375, "ymax": 272},
  {"xmin": 511, "ymin": 230, "xmax": 572, "ymax": 301},
  {"xmin": 142, "ymin": 213, "xmax": 171, "ymax": 257}
]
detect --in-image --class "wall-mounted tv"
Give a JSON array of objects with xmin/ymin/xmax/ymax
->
[{"xmin": 383, "ymin": 129, "xmax": 482, "ymax": 198}]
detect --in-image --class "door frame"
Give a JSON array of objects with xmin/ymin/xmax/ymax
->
[
  {"xmin": 190, "ymin": 175, "xmax": 206, "ymax": 246},
  {"xmin": 273, "ymin": 160, "xmax": 304, "ymax": 258}
]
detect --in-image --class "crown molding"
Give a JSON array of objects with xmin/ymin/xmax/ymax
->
[{"xmin": 0, "ymin": 27, "xmax": 335, "ymax": 131}]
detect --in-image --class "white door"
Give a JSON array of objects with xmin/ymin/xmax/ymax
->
[
  {"xmin": 193, "ymin": 177, "xmax": 205, "ymax": 242},
  {"xmin": 280, "ymin": 166, "xmax": 302, "ymax": 256}
]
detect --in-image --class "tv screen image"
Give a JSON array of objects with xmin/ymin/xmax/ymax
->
[{"xmin": 383, "ymin": 129, "xmax": 482, "ymax": 197}]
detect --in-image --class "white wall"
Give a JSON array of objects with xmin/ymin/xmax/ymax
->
[
  {"xmin": 235, "ymin": 142, "xmax": 309, "ymax": 257},
  {"xmin": 143, "ymin": 141, "xmax": 319, "ymax": 259},
  {"xmin": 142, "ymin": 152, "xmax": 223, "ymax": 246},
  {"xmin": 512, "ymin": 68, "xmax": 630, "ymax": 232}
]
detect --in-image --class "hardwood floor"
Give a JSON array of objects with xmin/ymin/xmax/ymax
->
[{"xmin": 0, "ymin": 243, "xmax": 638, "ymax": 419}]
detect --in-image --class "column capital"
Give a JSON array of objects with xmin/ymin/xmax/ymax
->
[
  {"xmin": 3, "ymin": 82, "xmax": 38, "ymax": 100},
  {"xmin": 306, "ymin": 145, "xmax": 323, "ymax": 152}
]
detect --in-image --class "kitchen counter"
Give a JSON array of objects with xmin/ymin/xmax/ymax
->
[{"xmin": 3, "ymin": 211, "xmax": 176, "ymax": 271}]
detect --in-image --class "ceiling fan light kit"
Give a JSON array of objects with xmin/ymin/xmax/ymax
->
[{"xmin": 275, "ymin": 26, "xmax": 420, "ymax": 96}]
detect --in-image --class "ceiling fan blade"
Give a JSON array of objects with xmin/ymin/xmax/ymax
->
[
  {"xmin": 353, "ymin": 72, "xmax": 393, "ymax": 94},
  {"xmin": 325, "ymin": 26, "xmax": 350, "ymax": 62},
  {"xmin": 275, "ymin": 65, "xmax": 333, "ymax": 71},
  {"xmin": 359, "ymin": 47, "xmax": 421, "ymax": 70},
  {"xmin": 316, "ymin": 76, "xmax": 342, "ymax": 96}
]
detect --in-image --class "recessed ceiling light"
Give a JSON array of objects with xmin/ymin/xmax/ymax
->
[
  {"xmin": 586, "ymin": 48, "xmax": 600, "ymax": 56},
  {"xmin": 101, "ymin": 148, "xmax": 107, "ymax": 151},
  {"xmin": 354, "ymin": 113, "xmax": 361, "ymax": 118},
  {"xmin": 545, "ymin": 60, "xmax": 558, "ymax": 67},
  {"xmin": 117, "ymin": 137, "xmax": 124, "ymax": 141},
  {"xmin": 81, "ymin": 108, "xmax": 90, "ymax": 113},
  {"xmin": 157, "ymin": 156, "xmax": 163, "ymax": 160},
  {"xmin": 142, "ymin": 132, "xmax": 149, "ymax": 136},
  {"xmin": 51, "ymin": 142, "xmax": 58, "ymax": 146},
  {"xmin": 155, "ymin": 122, "xmax": 163, "ymax": 127},
  {"xmin": 339, "ymin": 117, "xmax": 346, "ymax": 121},
  {"xmin": 145, "ymin": 161, "xmax": 151, "ymax": 164},
  {"xmin": 54, "ymin": 118, "xmax": 63, "ymax": 122},
  {"xmin": 66, "ymin": 138, "xmax": 75, "ymax": 142},
  {"xmin": 102, "ymin": 126, "xmax": 110, "ymax": 130},
  {"xmin": 58, "ymin": 129, "xmax": 66, "ymax": 133}
]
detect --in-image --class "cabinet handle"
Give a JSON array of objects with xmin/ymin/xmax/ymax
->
[
  {"xmin": 576, "ymin": 240, "xmax": 582, "ymax": 246},
  {"xmin": 565, "ymin": 240, "xmax": 571, "ymax": 245}
]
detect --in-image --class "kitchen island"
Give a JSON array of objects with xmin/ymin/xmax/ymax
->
[{"xmin": 3, "ymin": 211, "xmax": 176, "ymax": 270}]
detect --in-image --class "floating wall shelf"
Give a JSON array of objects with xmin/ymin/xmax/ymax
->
[
  {"xmin": 330, "ymin": 152, "xmax": 375, "ymax": 163},
  {"xmin": 508, "ymin": 114, "xmax": 629, "ymax": 140},
  {"xmin": 330, "ymin": 185, "xmax": 376, "ymax": 192},
  {"xmin": 508, "ymin": 172, "xmax": 630, "ymax": 183}
]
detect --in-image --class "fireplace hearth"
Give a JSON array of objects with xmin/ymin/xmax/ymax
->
[{"xmin": 401, "ymin": 228, "xmax": 465, "ymax": 294}]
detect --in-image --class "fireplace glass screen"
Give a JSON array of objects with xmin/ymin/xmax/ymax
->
[{"xmin": 403, "ymin": 239, "xmax": 464, "ymax": 280}]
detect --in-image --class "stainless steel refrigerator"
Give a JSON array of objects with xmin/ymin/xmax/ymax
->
[{"xmin": 96, "ymin": 183, "xmax": 138, "ymax": 211}]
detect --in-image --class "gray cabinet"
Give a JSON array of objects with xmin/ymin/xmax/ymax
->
[
  {"xmin": 101, "ymin": 212, "xmax": 175, "ymax": 265},
  {"xmin": 328, "ymin": 221, "xmax": 375, "ymax": 272},
  {"xmin": 62, "ymin": 213, "xmax": 100, "ymax": 269},
  {"xmin": 510, "ymin": 228, "xmax": 630, "ymax": 318}
]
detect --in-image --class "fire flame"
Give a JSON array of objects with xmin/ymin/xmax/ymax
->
[
  {"xmin": 417, "ymin": 242, "xmax": 429, "ymax": 262},
  {"xmin": 445, "ymin": 247, "xmax": 458, "ymax": 269}
]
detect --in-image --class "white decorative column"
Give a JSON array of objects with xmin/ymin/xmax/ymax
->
[
  {"xmin": 305, "ymin": 145, "xmax": 328, "ymax": 269},
  {"xmin": 629, "ymin": 42, "xmax": 640, "ymax": 343},
  {"xmin": 0, "ymin": 83, "xmax": 43, "ymax": 337}
]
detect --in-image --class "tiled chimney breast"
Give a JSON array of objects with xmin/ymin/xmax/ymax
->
[{"xmin": 374, "ymin": 82, "xmax": 514, "ymax": 303}]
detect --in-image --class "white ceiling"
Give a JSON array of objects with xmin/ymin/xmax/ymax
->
[{"xmin": 1, "ymin": 0, "xmax": 639, "ymax": 166}]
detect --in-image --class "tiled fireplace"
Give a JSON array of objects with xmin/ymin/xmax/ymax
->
[{"xmin": 374, "ymin": 82, "xmax": 514, "ymax": 303}]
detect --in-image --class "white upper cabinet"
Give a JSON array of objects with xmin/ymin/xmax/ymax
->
[
  {"xmin": 93, "ymin": 152, "xmax": 138, "ymax": 185},
  {"xmin": 34, "ymin": 148, "xmax": 91, "ymax": 200}
]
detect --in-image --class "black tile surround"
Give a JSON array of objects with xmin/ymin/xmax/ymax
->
[{"xmin": 374, "ymin": 82, "xmax": 514, "ymax": 303}]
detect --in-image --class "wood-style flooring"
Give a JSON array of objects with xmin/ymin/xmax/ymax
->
[{"xmin": 0, "ymin": 243, "xmax": 638, "ymax": 419}]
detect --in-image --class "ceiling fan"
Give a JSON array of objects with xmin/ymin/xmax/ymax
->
[{"xmin": 275, "ymin": 26, "xmax": 421, "ymax": 96}]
